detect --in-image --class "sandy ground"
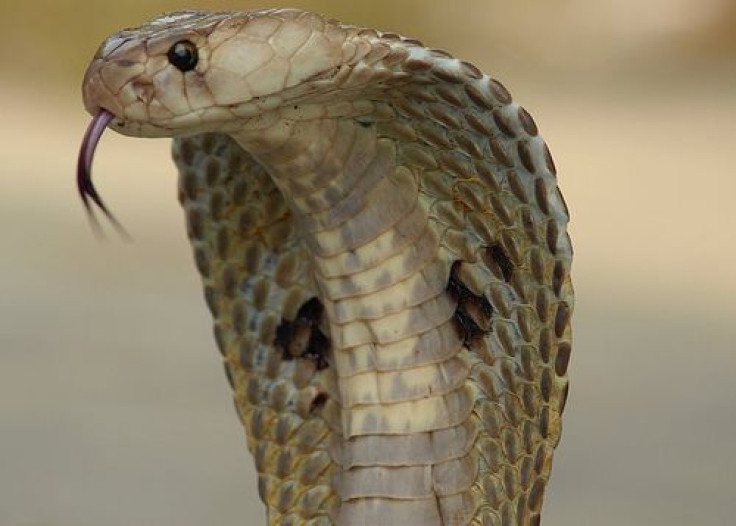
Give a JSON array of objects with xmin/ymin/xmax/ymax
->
[{"xmin": 1, "ymin": 3, "xmax": 736, "ymax": 524}]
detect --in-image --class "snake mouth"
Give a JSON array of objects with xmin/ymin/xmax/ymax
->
[{"xmin": 77, "ymin": 108, "xmax": 130, "ymax": 238}]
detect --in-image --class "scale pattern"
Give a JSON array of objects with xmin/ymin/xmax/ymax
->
[
  {"xmin": 174, "ymin": 134, "xmax": 340, "ymax": 523},
  {"xmin": 83, "ymin": 8, "xmax": 573, "ymax": 525}
]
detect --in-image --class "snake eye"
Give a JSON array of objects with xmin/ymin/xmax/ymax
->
[{"xmin": 167, "ymin": 40, "xmax": 198, "ymax": 72}]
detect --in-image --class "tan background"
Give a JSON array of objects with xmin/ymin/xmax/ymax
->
[{"xmin": 1, "ymin": 1, "xmax": 735, "ymax": 524}]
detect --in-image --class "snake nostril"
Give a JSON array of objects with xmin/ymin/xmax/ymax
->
[{"xmin": 132, "ymin": 81, "xmax": 155, "ymax": 104}]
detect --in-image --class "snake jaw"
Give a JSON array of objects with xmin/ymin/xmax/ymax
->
[{"xmin": 76, "ymin": 108, "xmax": 130, "ymax": 238}]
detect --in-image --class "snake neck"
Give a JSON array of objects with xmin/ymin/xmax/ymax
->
[
  {"xmin": 231, "ymin": 114, "xmax": 456, "ymax": 361},
  {"xmin": 231, "ymin": 116, "xmax": 476, "ymax": 523}
]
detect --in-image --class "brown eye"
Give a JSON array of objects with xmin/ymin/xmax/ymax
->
[{"xmin": 167, "ymin": 40, "xmax": 198, "ymax": 72}]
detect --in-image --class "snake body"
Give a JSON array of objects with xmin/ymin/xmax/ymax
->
[{"xmin": 79, "ymin": 9, "xmax": 573, "ymax": 525}]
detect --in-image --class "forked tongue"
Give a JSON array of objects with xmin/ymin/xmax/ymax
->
[{"xmin": 77, "ymin": 109, "xmax": 130, "ymax": 239}]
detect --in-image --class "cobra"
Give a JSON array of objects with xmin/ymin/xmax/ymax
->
[{"xmin": 78, "ymin": 9, "xmax": 573, "ymax": 525}]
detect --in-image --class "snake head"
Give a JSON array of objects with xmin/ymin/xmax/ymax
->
[
  {"xmin": 81, "ymin": 9, "xmax": 346, "ymax": 138},
  {"xmin": 78, "ymin": 9, "xmax": 347, "ymax": 231}
]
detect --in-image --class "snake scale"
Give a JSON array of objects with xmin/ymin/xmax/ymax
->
[{"xmin": 77, "ymin": 9, "xmax": 573, "ymax": 525}]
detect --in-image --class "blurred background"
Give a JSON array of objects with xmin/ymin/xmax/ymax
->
[{"xmin": 1, "ymin": 0, "xmax": 734, "ymax": 524}]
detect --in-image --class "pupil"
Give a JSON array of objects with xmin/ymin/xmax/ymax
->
[{"xmin": 167, "ymin": 40, "xmax": 198, "ymax": 72}]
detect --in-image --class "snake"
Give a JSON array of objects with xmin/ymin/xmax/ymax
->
[{"xmin": 77, "ymin": 8, "xmax": 573, "ymax": 525}]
